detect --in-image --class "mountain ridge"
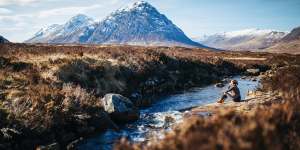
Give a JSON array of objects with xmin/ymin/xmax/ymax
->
[
  {"xmin": 266, "ymin": 26, "xmax": 300, "ymax": 54},
  {"xmin": 196, "ymin": 28, "xmax": 288, "ymax": 51}
]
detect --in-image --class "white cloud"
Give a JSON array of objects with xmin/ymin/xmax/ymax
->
[{"xmin": 0, "ymin": 8, "xmax": 12, "ymax": 14}]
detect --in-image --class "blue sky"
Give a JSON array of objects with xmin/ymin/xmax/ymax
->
[{"xmin": 0, "ymin": 0, "xmax": 300, "ymax": 42}]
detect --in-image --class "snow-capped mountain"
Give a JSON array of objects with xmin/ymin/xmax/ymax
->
[
  {"xmin": 26, "ymin": 1, "xmax": 205, "ymax": 48},
  {"xmin": 266, "ymin": 26, "xmax": 300, "ymax": 54},
  {"xmin": 26, "ymin": 14, "xmax": 95, "ymax": 43},
  {"xmin": 196, "ymin": 29, "xmax": 288, "ymax": 51},
  {"xmin": 0, "ymin": 35, "xmax": 9, "ymax": 43}
]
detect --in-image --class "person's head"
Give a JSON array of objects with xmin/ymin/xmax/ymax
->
[{"xmin": 230, "ymin": 80, "xmax": 238, "ymax": 86}]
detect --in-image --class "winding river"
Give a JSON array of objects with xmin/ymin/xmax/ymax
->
[{"xmin": 78, "ymin": 76, "xmax": 260, "ymax": 150}]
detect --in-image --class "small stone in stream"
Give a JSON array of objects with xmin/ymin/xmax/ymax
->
[
  {"xmin": 215, "ymin": 83, "xmax": 225, "ymax": 88},
  {"xmin": 102, "ymin": 94, "xmax": 140, "ymax": 123},
  {"xmin": 36, "ymin": 142, "xmax": 59, "ymax": 150},
  {"xmin": 241, "ymin": 76, "xmax": 247, "ymax": 80}
]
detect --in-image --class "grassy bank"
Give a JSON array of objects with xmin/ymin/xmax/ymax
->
[{"xmin": 0, "ymin": 43, "xmax": 298, "ymax": 149}]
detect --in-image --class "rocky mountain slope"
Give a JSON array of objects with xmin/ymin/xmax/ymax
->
[
  {"xmin": 0, "ymin": 35, "xmax": 9, "ymax": 43},
  {"xmin": 266, "ymin": 26, "xmax": 300, "ymax": 54},
  {"xmin": 196, "ymin": 29, "xmax": 287, "ymax": 51},
  {"xmin": 25, "ymin": 14, "xmax": 95, "ymax": 43},
  {"xmin": 26, "ymin": 1, "xmax": 204, "ymax": 48}
]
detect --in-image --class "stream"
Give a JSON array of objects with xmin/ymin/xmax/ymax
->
[{"xmin": 78, "ymin": 76, "xmax": 260, "ymax": 150}]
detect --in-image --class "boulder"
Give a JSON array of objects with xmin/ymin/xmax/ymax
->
[
  {"xmin": 246, "ymin": 69, "xmax": 260, "ymax": 75},
  {"xmin": 102, "ymin": 94, "xmax": 139, "ymax": 123},
  {"xmin": 0, "ymin": 128, "xmax": 21, "ymax": 140}
]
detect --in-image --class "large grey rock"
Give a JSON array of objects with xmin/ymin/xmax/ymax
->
[{"xmin": 102, "ymin": 94, "xmax": 139, "ymax": 122}]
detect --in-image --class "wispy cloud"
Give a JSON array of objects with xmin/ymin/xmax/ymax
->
[{"xmin": 0, "ymin": 0, "xmax": 41, "ymax": 6}]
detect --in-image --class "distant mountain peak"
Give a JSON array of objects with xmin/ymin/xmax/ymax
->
[
  {"xmin": 117, "ymin": 1, "xmax": 155, "ymax": 12},
  {"xmin": 197, "ymin": 29, "xmax": 288, "ymax": 51},
  {"xmin": 65, "ymin": 14, "xmax": 94, "ymax": 28},
  {"xmin": 67, "ymin": 14, "xmax": 93, "ymax": 23}
]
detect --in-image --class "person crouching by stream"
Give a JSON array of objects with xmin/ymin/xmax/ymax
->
[{"xmin": 217, "ymin": 80, "xmax": 241, "ymax": 103}]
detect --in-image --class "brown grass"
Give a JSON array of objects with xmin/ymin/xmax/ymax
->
[{"xmin": 1, "ymin": 43, "xmax": 300, "ymax": 149}]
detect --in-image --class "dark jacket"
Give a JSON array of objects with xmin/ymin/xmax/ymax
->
[{"xmin": 225, "ymin": 85, "xmax": 241, "ymax": 101}]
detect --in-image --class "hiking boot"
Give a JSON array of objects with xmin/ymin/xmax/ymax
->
[{"xmin": 217, "ymin": 99, "xmax": 225, "ymax": 103}]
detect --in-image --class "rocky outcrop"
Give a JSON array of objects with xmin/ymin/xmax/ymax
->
[{"xmin": 103, "ymin": 94, "xmax": 140, "ymax": 123}]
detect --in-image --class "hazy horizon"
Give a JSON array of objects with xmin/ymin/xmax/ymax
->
[{"xmin": 0, "ymin": 0, "xmax": 300, "ymax": 42}]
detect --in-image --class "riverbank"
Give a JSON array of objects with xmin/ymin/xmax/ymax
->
[
  {"xmin": 116, "ymin": 65, "xmax": 300, "ymax": 150},
  {"xmin": 1, "ymin": 43, "xmax": 300, "ymax": 149}
]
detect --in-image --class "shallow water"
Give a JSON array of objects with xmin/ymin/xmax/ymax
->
[{"xmin": 78, "ymin": 76, "xmax": 259, "ymax": 150}]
